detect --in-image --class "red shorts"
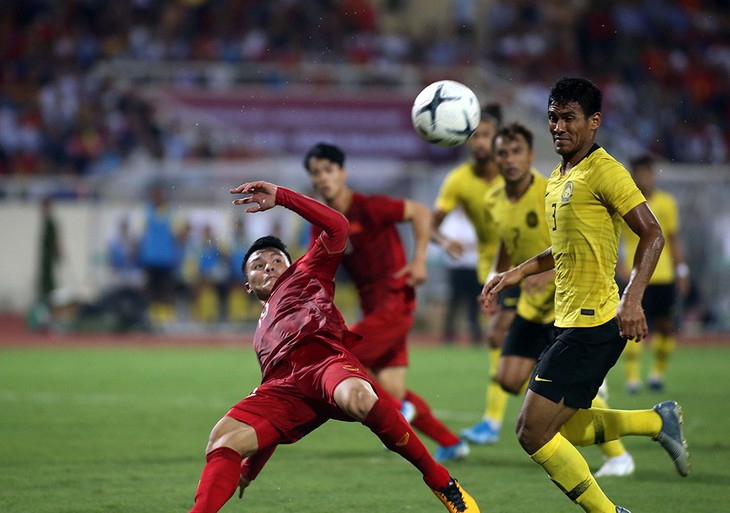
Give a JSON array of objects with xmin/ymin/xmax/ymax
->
[
  {"xmin": 226, "ymin": 341, "xmax": 373, "ymax": 447},
  {"xmin": 348, "ymin": 307, "xmax": 413, "ymax": 372}
]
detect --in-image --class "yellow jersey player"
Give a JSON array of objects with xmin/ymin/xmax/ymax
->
[
  {"xmin": 486, "ymin": 122, "xmax": 635, "ymax": 478},
  {"xmin": 619, "ymin": 155, "xmax": 689, "ymax": 394},
  {"xmin": 432, "ymin": 103, "xmax": 515, "ymax": 445},
  {"xmin": 482, "ymin": 77, "xmax": 690, "ymax": 513}
]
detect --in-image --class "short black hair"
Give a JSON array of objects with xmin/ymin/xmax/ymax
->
[
  {"xmin": 481, "ymin": 102, "xmax": 502, "ymax": 127},
  {"xmin": 494, "ymin": 122, "xmax": 534, "ymax": 149},
  {"xmin": 303, "ymin": 142, "xmax": 345, "ymax": 172},
  {"xmin": 242, "ymin": 236, "xmax": 292, "ymax": 276},
  {"xmin": 629, "ymin": 154, "xmax": 654, "ymax": 171},
  {"xmin": 548, "ymin": 77, "xmax": 602, "ymax": 118}
]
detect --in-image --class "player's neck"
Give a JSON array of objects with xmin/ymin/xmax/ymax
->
[
  {"xmin": 326, "ymin": 187, "xmax": 353, "ymax": 214},
  {"xmin": 506, "ymin": 173, "xmax": 533, "ymax": 200},
  {"xmin": 473, "ymin": 159, "xmax": 499, "ymax": 181},
  {"xmin": 560, "ymin": 141, "xmax": 595, "ymax": 175}
]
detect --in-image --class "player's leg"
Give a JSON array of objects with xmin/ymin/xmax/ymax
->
[
  {"xmin": 622, "ymin": 338, "xmax": 643, "ymax": 393},
  {"xmin": 189, "ymin": 415, "xmax": 279, "ymax": 513},
  {"xmin": 326, "ymin": 360, "xmax": 479, "ymax": 512},
  {"xmin": 591, "ymin": 391, "xmax": 635, "ymax": 478},
  {"xmin": 522, "ymin": 321, "xmax": 635, "ymax": 512},
  {"xmin": 648, "ymin": 315, "xmax": 676, "ymax": 391},
  {"xmin": 519, "ymin": 392, "xmax": 619, "ymax": 513},
  {"xmin": 462, "ymin": 303, "xmax": 516, "ymax": 444}
]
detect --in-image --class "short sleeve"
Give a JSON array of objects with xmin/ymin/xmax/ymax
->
[
  {"xmin": 591, "ymin": 161, "xmax": 646, "ymax": 217},
  {"xmin": 365, "ymin": 195, "xmax": 405, "ymax": 226},
  {"xmin": 434, "ymin": 171, "xmax": 460, "ymax": 213}
]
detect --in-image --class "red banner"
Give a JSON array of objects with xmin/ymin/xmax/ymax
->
[{"xmin": 146, "ymin": 87, "xmax": 459, "ymax": 161}]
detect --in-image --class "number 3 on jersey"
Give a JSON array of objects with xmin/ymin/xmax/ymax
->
[{"xmin": 551, "ymin": 203, "xmax": 557, "ymax": 231}]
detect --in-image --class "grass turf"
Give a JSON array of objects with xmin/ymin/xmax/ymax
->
[{"xmin": 0, "ymin": 342, "xmax": 727, "ymax": 512}]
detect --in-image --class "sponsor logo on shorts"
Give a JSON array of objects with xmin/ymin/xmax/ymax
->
[
  {"xmin": 396, "ymin": 432, "xmax": 410, "ymax": 447},
  {"xmin": 342, "ymin": 364, "xmax": 360, "ymax": 372},
  {"xmin": 534, "ymin": 375, "xmax": 553, "ymax": 383}
]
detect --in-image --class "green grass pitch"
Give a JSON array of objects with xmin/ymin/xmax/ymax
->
[{"xmin": 1, "ymin": 342, "xmax": 728, "ymax": 512}]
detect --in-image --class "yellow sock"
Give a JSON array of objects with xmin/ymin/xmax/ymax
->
[
  {"xmin": 531, "ymin": 433, "xmax": 615, "ymax": 513},
  {"xmin": 623, "ymin": 339, "xmax": 642, "ymax": 384},
  {"xmin": 561, "ymin": 407, "xmax": 663, "ymax": 446},
  {"xmin": 484, "ymin": 347, "xmax": 508, "ymax": 423},
  {"xmin": 195, "ymin": 285, "xmax": 220, "ymax": 322},
  {"xmin": 590, "ymin": 395, "xmax": 626, "ymax": 458},
  {"xmin": 651, "ymin": 333, "xmax": 675, "ymax": 377}
]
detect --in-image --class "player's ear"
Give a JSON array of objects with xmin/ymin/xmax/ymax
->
[
  {"xmin": 590, "ymin": 112, "xmax": 602, "ymax": 130},
  {"xmin": 244, "ymin": 281, "xmax": 253, "ymax": 294}
]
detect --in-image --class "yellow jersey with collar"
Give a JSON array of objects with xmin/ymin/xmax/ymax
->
[
  {"xmin": 435, "ymin": 162, "xmax": 504, "ymax": 282},
  {"xmin": 621, "ymin": 189, "xmax": 678, "ymax": 284},
  {"xmin": 545, "ymin": 145, "xmax": 645, "ymax": 328},
  {"xmin": 485, "ymin": 170, "xmax": 555, "ymax": 323}
]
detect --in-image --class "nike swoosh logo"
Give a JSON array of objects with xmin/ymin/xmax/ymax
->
[{"xmin": 535, "ymin": 375, "xmax": 553, "ymax": 383}]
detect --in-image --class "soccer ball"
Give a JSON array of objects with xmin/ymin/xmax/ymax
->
[{"xmin": 411, "ymin": 80, "xmax": 481, "ymax": 147}]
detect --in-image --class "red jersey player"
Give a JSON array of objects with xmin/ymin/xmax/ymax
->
[
  {"xmin": 304, "ymin": 142, "xmax": 469, "ymax": 462},
  {"xmin": 187, "ymin": 180, "xmax": 479, "ymax": 513}
]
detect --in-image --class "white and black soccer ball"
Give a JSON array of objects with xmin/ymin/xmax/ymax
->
[{"xmin": 411, "ymin": 80, "xmax": 481, "ymax": 147}]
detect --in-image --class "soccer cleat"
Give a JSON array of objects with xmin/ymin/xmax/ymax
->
[
  {"xmin": 400, "ymin": 400, "xmax": 416, "ymax": 423},
  {"xmin": 625, "ymin": 380, "xmax": 642, "ymax": 395},
  {"xmin": 461, "ymin": 419, "xmax": 500, "ymax": 445},
  {"xmin": 435, "ymin": 440, "xmax": 470, "ymax": 462},
  {"xmin": 615, "ymin": 506, "xmax": 632, "ymax": 513},
  {"xmin": 648, "ymin": 375, "xmax": 664, "ymax": 392},
  {"xmin": 430, "ymin": 477, "xmax": 480, "ymax": 512},
  {"xmin": 652, "ymin": 400, "xmax": 691, "ymax": 476},
  {"xmin": 595, "ymin": 452, "xmax": 635, "ymax": 477}
]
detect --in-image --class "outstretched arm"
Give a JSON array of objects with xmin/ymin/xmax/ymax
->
[
  {"xmin": 393, "ymin": 199, "xmax": 431, "ymax": 286},
  {"xmin": 231, "ymin": 181, "xmax": 348, "ymax": 253},
  {"xmin": 479, "ymin": 246, "xmax": 554, "ymax": 310}
]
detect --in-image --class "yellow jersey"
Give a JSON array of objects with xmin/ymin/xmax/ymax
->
[
  {"xmin": 621, "ymin": 189, "xmax": 678, "ymax": 284},
  {"xmin": 435, "ymin": 162, "xmax": 504, "ymax": 282},
  {"xmin": 545, "ymin": 146, "xmax": 646, "ymax": 328},
  {"xmin": 485, "ymin": 170, "xmax": 555, "ymax": 323}
]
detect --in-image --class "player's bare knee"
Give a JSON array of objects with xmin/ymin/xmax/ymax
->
[{"xmin": 500, "ymin": 378, "xmax": 522, "ymax": 395}]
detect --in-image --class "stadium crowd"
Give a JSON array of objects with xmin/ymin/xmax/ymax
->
[{"xmin": 0, "ymin": 0, "xmax": 728, "ymax": 178}]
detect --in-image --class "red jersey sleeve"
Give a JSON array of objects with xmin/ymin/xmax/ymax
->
[{"xmin": 275, "ymin": 187, "xmax": 348, "ymax": 253}]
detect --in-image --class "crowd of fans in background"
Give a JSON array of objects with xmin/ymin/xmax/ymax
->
[{"xmin": 1, "ymin": 0, "xmax": 729, "ymax": 179}]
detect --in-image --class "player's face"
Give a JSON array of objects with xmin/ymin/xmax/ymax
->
[
  {"xmin": 245, "ymin": 248, "xmax": 290, "ymax": 301},
  {"xmin": 632, "ymin": 165, "xmax": 655, "ymax": 194},
  {"xmin": 307, "ymin": 157, "xmax": 347, "ymax": 202},
  {"xmin": 467, "ymin": 119, "xmax": 498, "ymax": 162},
  {"xmin": 493, "ymin": 134, "xmax": 534, "ymax": 184},
  {"xmin": 548, "ymin": 102, "xmax": 601, "ymax": 160}
]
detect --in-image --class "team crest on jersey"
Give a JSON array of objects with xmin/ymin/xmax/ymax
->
[
  {"xmin": 561, "ymin": 181, "xmax": 574, "ymax": 203},
  {"xmin": 526, "ymin": 211, "xmax": 538, "ymax": 227}
]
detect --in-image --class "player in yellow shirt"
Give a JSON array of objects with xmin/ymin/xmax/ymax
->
[
  {"xmin": 481, "ymin": 78, "xmax": 689, "ymax": 513},
  {"xmin": 485, "ymin": 121, "xmax": 635, "ymax": 478},
  {"xmin": 432, "ymin": 103, "xmax": 515, "ymax": 445},
  {"xmin": 619, "ymin": 155, "xmax": 689, "ymax": 394}
]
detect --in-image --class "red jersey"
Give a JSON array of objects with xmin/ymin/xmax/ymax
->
[
  {"xmin": 253, "ymin": 187, "xmax": 360, "ymax": 379},
  {"xmin": 310, "ymin": 192, "xmax": 415, "ymax": 313}
]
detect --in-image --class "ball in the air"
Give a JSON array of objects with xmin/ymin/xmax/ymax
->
[{"xmin": 411, "ymin": 80, "xmax": 481, "ymax": 147}]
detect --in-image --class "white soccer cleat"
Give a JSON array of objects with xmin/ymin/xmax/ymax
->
[{"xmin": 595, "ymin": 452, "xmax": 635, "ymax": 477}]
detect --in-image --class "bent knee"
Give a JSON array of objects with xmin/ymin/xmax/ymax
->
[
  {"xmin": 206, "ymin": 417, "xmax": 258, "ymax": 457},
  {"xmin": 338, "ymin": 383, "xmax": 378, "ymax": 421}
]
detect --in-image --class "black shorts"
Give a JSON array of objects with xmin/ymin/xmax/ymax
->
[
  {"xmin": 497, "ymin": 287, "xmax": 520, "ymax": 311},
  {"xmin": 643, "ymin": 283, "xmax": 677, "ymax": 319},
  {"xmin": 528, "ymin": 318, "xmax": 626, "ymax": 409},
  {"xmin": 502, "ymin": 314, "xmax": 554, "ymax": 360}
]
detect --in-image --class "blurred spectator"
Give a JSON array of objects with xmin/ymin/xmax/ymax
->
[
  {"xmin": 226, "ymin": 216, "xmax": 257, "ymax": 324},
  {"xmin": 192, "ymin": 223, "xmax": 229, "ymax": 323},
  {"xmin": 138, "ymin": 184, "xmax": 177, "ymax": 325},
  {"xmin": 37, "ymin": 196, "xmax": 62, "ymax": 306},
  {"xmin": 107, "ymin": 216, "xmax": 143, "ymax": 287}
]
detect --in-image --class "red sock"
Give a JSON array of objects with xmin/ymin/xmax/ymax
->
[
  {"xmin": 189, "ymin": 447, "xmax": 241, "ymax": 513},
  {"xmin": 406, "ymin": 390, "xmax": 461, "ymax": 447},
  {"xmin": 362, "ymin": 398, "xmax": 450, "ymax": 489}
]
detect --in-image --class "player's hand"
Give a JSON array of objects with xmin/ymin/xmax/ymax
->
[
  {"xmin": 479, "ymin": 268, "xmax": 522, "ymax": 311},
  {"xmin": 616, "ymin": 295, "xmax": 648, "ymax": 341},
  {"xmin": 230, "ymin": 181, "xmax": 278, "ymax": 212},
  {"xmin": 394, "ymin": 260, "xmax": 427, "ymax": 286},
  {"xmin": 238, "ymin": 476, "xmax": 251, "ymax": 499},
  {"xmin": 442, "ymin": 239, "xmax": 464, "ymax": 259},
  {"xmin": 523, "ymin": 270, "xmax": 554, "ymax": 293}
]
